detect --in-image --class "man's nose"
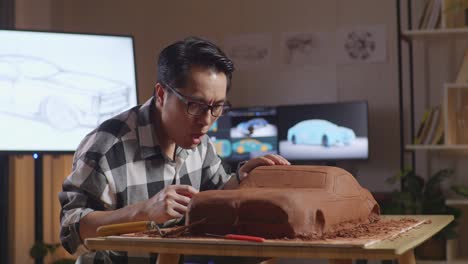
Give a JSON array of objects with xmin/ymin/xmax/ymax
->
[{"xmin": 198, "ymin": 107, "xmax": 213, "ymax": 125}]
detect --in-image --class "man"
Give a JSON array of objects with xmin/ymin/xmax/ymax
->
[{"xmin": 59, "ymin": 37, "xmax": 290, "ymax": 263}]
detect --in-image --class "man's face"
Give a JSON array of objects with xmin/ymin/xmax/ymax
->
[{"xmin": 160, "ymin": 66, "xmax": 228, "ymax": 149}]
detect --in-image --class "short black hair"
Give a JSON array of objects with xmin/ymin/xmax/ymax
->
[{"xmin": 156, "ymin": 36, "xmax": 235, "ymax": 92}]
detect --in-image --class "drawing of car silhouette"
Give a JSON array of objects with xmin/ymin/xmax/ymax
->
[
  {"xmin": 187, "ymin": 165, "xmax": 380, "ymax": 238},
  {"xmin": 211, "ymin": 139, "xmax": 231, "ymax": 158},
  {"xmin": 236, "ymin": 118, "xmax": 269, "ymax": 135},
  {"xmin": 232, "ymin": 139, "xmax": 272, "ymax": 154},
  {"xmin": 287, "ymin": 119, "xmax": 356, "ymax": 147},
  {"xmin": 0, "ymin": 55, "xmax": 131, "ymax": 130}
]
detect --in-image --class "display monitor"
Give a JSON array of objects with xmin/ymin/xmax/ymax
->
[
  {"xmin": 0, "ymin": 29, "xmax": 138, "ymax": 153},
  {"xmin": 278, "ymin": 101, "xmax": 369, "ymax": 161},
  {"xmin": 207, "ymin": 106, "xmax": 278, "ymax": 162}
]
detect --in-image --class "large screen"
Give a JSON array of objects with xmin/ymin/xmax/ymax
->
[
  {"xmin": 208, "ymin": 107, "xmax": 278, "ymax": 162},
  {"xmin": 0, "ymin": 30, "xmax": 138, "ymax": 153},
  {"xmin": 278, "ymin": 101, "xmax": 369, "ymax": 161}
]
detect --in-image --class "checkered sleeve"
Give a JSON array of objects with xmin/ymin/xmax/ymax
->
[
  {"xmin": 200, "ymin": 137, "xmax": 232, "ymax": 191},
  {"xmin": 59, "ymin": 144, "xmax": 114, "ymax": 255}
]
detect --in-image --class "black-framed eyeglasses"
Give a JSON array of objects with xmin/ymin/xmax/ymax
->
[{"xmin": 162, "ymin": 83, "xmax": 231, "ymax": 117}]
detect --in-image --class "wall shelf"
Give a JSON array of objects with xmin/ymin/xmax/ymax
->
[
  {"xmin": 446, "ymin": 198, "xmax": 468, "ymax": 205},
  {"xmin": 418, "ymin": 260, "xmax": 468, "ymax": 264},
  {"xmin": 402, "ymin": 28, "xmax": 468, "ymax": 41},
  {"xmin": 405, "ymin": 144, "xmax": 468, "ymax": 150},
  {"xmin": 397, "ymin": 2, "xmax": 468, "ymax": 263}
]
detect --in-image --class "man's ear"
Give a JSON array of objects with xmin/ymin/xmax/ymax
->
[{"xmin": 155, "ymin": 83, "xmax": 165, "ymax": 107}]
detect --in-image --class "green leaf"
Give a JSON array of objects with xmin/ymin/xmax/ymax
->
[
  {"xmin": 385, "ymin": 167, "xmax": 464, "ymax": 240},
  {"xmin": 452, "ymin": 185, "xmax": 468, "ymax": 197},
  {"xmin": 46, "ymin": 243, "xmax": 60, "ymax": 254},
  {"xmin": 425, "ymin": 169, "xmax": 452, "ymax": 191},
  {"xmin": 447, "ymin": 206, "xmax": 462, "ymax": 218},
  {"xmin": 386, "ymin": 167, "xmax": 413, "ymax": 185},
  {"xmin": 401, "ymin": 171, "xmax": 425, "ymax": 196},
  {"xmin": 30, "ymin": 242, "xmax": 48, "ymax": 259}
]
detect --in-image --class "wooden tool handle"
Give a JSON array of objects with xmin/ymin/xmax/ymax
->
[{"xmin": 96, "ymin": 221, "xmax": 153, "ymax": 236}]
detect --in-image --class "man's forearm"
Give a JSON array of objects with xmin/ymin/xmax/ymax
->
[{"xmin": 79, "ymin": 203, "xmax": 144, "ymax": 240}]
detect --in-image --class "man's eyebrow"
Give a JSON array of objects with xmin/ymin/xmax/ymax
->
[{"xmin": 185, "ymin": 94, "xmax": 226, "ymax": 104}]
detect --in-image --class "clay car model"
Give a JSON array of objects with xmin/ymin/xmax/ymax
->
[
  {"xmin": 287, "ymin": 119, "xmax": 356, "ymax": 147},
  {"xmin": 187, "ymin": 165, "xmax": 380, "ymax": 238},
  {"xmin": 0, "ymin": 55, "xmax": 131, "ymax": 129}
]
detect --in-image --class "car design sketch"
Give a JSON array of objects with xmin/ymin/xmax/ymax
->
[
  {"xmin": 287, "ymin": 119, "xmax": 356, "ymax": 147},
  {"xmin": 0, "ymin": 55, "xmax": 131, "ymax": 130},
  {"xmin": 232, "ymin": 138, "xmax": 273, "ymax": 154},
  {"xmin": 211, "ymin": 138, "xmax": 231, "ymax": 158},
  {"xmin": 230, "ymin": 118, "xmax": 277, "ymax": 138},
  {"xmin": 284, "ymin": 33, "xmax": 316, "ymax": 64},
  {"xmin": 344, "ymin": 31, "xmax": 376, "ymax": 60},
  {"xmin": 236, "ymin": 118, "xmax": 268, "ymax": 135},
  {"xmin": 187, "ymin": 166, "xmax": 380, "ymax": 238}
]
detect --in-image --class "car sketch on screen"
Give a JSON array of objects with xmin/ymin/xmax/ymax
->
[
  {"xmin": 230, "ymin": 117, "xmax": 277, "ymax": 138},
  {"xmin": 211, "ymin": 138, "xmax": 232, "ymax": 158},
  {"xmin": 232, "ymin": 139, "xmax": 273, "ymax": 154},
  {"xmin": 0, "ymin": 55, "xmax": 131, "ymax": 130},
  {"xmin": 287, "ymin": 119, "xmax": 356, "ymax": 147}
]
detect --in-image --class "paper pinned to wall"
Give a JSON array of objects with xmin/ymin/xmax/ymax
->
[
  {"xmin": 223, "ymin": 33, "xmax": 272, "ymax": 70},
  {"xmin": 280, "ymin": 31, "xmax": 335, "ymax": 67},
  {"xmin": 335, "ymin": 24, "xmax": 387, "ymax": 64}
]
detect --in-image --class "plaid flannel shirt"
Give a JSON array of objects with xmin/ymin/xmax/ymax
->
[{"xmin": 59, "ymin": 97, "xmax": 231, "ymax": 263}]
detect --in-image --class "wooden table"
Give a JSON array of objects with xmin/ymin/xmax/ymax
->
[{"xmin": 85, "ymin": 215, "xmax": 453, "ymax": 264}]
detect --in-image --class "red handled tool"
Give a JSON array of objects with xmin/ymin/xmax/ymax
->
[{"xmin": 205, "ymin": 233, "xmax": 265, "ymax": 242}]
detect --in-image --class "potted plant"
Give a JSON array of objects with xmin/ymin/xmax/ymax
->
[
  {"xmin": 30, "ymin": 242, "xmax": 75, "ymax": 264},
  {"xmin": 384, "ymin": 168, "xmax": 466, "ymax": 260}
]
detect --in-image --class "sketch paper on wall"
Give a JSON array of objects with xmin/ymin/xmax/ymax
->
[
  {"xmin": 223, "ymin": 34, "xmax": 272, "ymax": 70},
  {"xmin": 0, "ymin": 30, "xmax": 138, "ymax": 152},
  {"xmin": 280, "ymin": 31, "xmax": 334, "ymax": 66},
  {"xmin": 335, "ymin": 25, "xmax": 387, "ymax": 64}
]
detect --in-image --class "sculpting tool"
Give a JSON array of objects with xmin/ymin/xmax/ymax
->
[
  {"xmin": 97, "ymin": 221, "xmax": 161, "ymax": 237},
  {"xmin": 96, "ymin": 218, "xmax": 207, "ymax": 237},
  {"xmin": 205, "ymin": 233, "xmax": 265, "ymax": 242}
]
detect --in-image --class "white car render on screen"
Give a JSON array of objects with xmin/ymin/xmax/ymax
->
[
  {"xmin": 0, "ymin": 55, "xmax": 131, "ymax": 130},
  {"xmin": 287, "ymin": 119, "xmax": 356, "ymax": 147}
]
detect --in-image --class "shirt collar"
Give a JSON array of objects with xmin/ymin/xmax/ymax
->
[{"xmin": 136, "ymin": 97, "xmax": 194, "ymax": 160}]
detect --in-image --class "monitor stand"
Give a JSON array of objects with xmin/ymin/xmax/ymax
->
[
  {"xmin": 34, "ymin": 153, "xmax": 44, "ymax": 264},
  {"xmin": 323, "ymin": 161, "xmax": 337, "ymax": 167}
]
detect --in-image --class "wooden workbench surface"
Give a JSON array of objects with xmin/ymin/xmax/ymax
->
[{"xmin": 85, "ymin": 215, "xmax": 453, "ymax": 261}]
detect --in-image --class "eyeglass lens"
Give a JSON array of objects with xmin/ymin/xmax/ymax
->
[{"xmin": 188, "ymin": 102, "xmax": 228, "ymax": 117}]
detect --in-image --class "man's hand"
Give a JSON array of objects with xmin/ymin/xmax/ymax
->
[
  {"xmin": 79, "ymin": 185, "xmax": 198, "ymax": 240},
  {"xmin": 139, "ymin": 185, "xmax": 198, "ymax": 224},
  {"xmin": 238, "ymin": 154, "xmax": 290, "ymax": 182}
]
